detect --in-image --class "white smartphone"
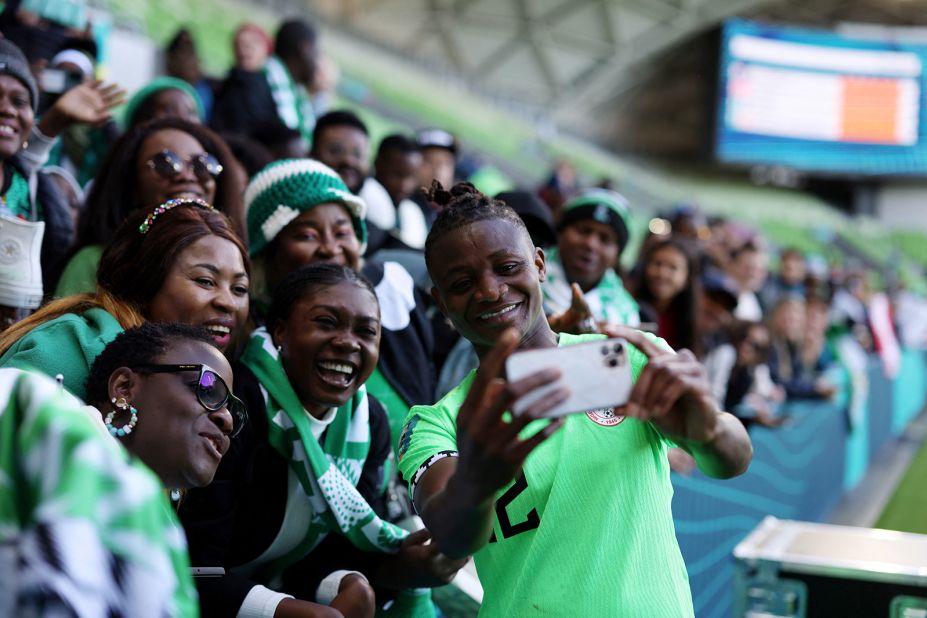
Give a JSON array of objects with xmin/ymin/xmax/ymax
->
[{"xmin": 505, "ymin": 338, "xmax": 633, "ymax": 418}]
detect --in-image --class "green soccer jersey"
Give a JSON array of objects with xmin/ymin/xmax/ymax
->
[{"xmin": 398, "ymin": 332, "xmax": 694, "ymax": 618}]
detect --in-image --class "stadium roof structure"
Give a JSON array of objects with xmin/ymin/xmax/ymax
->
[{"xmin": 308, "ymin": 0, "xmax": 927, "ymax": 157}]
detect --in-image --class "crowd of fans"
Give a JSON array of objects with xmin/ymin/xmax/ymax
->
[{"xmin": 0, "ymin": 3, "xmax": 916, "ymax": 617}]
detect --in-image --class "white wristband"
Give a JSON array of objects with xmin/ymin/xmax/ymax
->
[
  {"xmin": 236, "ymin": 585, "xmax": 293, "ymax": 618},
  {"xmin": 316, "ymin": 570, "xmax": 368, "ymax": 605}
]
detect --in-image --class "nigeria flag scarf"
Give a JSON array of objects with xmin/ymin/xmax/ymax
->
[
  {"xmin": 0, "ymin": 369, "xmax": 197, "ymax": 617},
  {"xmin": 241, "ymin": 328, "xmax": 406, "ymax": 573}
]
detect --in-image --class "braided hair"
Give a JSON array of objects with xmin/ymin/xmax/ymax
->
[
  {"xmin": 266, "ymin": 262, "xmax": 377, "ymax": 330},
  {"xmin": 424, "ymin": 181, "xmax": 530, "ymax": 273}
]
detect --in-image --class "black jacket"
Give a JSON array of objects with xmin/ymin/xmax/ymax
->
[
  {"xmin": 210, "ymin": 68, "xmax": 279, "ymax": 138},
  {"xmin": 361, "ymin": 260, "xmax": 436, "ymax": 407},
  {"xmin": 179, "ymin": 363, "xmax": 393, "ymax": 616}
]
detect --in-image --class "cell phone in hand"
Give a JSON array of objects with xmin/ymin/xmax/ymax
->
[
  {"xmin": 505, "ymin": 338, "xmax": 633, "ymax": 418},
  {"xmin": 40, "ymin": 68, "xmax": 83, "ymax": 95}
]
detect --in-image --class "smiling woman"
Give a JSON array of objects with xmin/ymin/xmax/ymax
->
[
  {"xmin": 399, "ymin": 182, "xmax": 752, "ymax": 618},
  {"xmin": 55, "ymin": 117, "xmax": 245, "ymax": 297},
  {"xmin": 0, "ymin": 322, "xmax": 239, "ymax": 617},
  {"xmin": 180, "ymin": 262, "xmax": 465, "ymax": 617},
  {"xmin": 0, "ymin": 40, "xmax": 73, "ymax": 326},
  {"xmin": 84, "ymin": 321, "xmax": 239, "ymax": 489},
  {"xmin": 245, "ymin": 158, "xmax": 437, "ymax": 462},
  {"xmin": 0, "ymin": 198, "xmax": 250, "ymax": 400}
]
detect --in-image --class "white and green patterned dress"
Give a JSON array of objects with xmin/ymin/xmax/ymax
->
[{"xmin": 0, "ymin": 368, "xmax": 198, "ymax": 617}]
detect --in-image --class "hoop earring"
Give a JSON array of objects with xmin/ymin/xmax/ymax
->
[{"xmin": 105, "ymin": 396, "xmax": 139, "ymax": 438}]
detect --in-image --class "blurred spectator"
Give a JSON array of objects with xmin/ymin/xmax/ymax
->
[
  {"xmin": 311, "ymin": 109, "xmax": 369, "ymax": 195},
  {"xmin": 0, "ymin": 39, "xmax": 72, "ymax": 326},
  {"xmin": 543, "ymin": 189, "xmax": 640, "ymax": 329},
  {"xmin": 729, "ymin": 240, "xmax": 769, "ymax": 321},
  {"xmin": 495, "ymin": 190, "xmax": 556, "ymax": 249},
  {"xmin": 232, "ymin": 22, "xmax": 271, "ymax": 72},
  {"xmin": 761, "ymin": 247, "xmax": 806, "ymax": 308},
  {"xmin": 38, "ymin": 41, "xmax": 120, "ymax": 188},
  {"xmin": 122, "ymin": 76, "xmax": 203, "ymax": 129},
  {"xmin": 668, "ymin": 202, "xmax": 708, "ymax": 242},
  {"xmin": 253, "ymin": 119, "xmax": 307, "ymax": 160},
  {"xmin": 212, "ymin": 19, "xmax": 318, "ymax": 145},
  {"xmin": 703, "ymin": 215, "xmax": 734, "ymax": 272},
  {"xmin": 768, "ymin": 296, "xmax": 836, "ymax": 400},
  {"xmin": 830, "ymin": 271, "xmax": 874, "ymax": 352},
  {"xmin": 375, "ymin": 134, "xmax": 421, "ymax": 205},
  {"xmin": 164, "ymin": 29, "xmax": 219, "ymax": 122},
  {"xmin": 218, "ymin": 132, "xmax": 274, "ymax": 179},
  {"xmin": 893, "ymin": 281, "xmax": 927, "ymax": 348},
  {"xmin": 699, "ymin": 269, "xmax": 739, "ymax": 357},
  {"xmin": 536, "ymin": 159, "xmax": 577, "ymax": 218},
  {"xmin": 367, "ymin": 133, "xmax": 429, "ymax": 249},
  {"xmin": 705, "ymin": 320, "xmax": 784, "ymax": 429},
  {"xmin": 634, "ymin": 236, "xmax": 701, "ymax": 354},
  {"xmin": 411, "ymin": 128, "xmax": 458, "ymax": 233},
  {"xmin": 803, "ymin": 294, "xmax": 834, "ymax": 371},
  {"xmin": 415, "ymin": 127, "xmax": 457, "ymax": 191},
  {"xmin": 0, "ymin": 0, "xmax": 87, "ymax": 64},
  {"xmin": 309, "ymin": 52, "xmax": 340, "ymax": 116}
]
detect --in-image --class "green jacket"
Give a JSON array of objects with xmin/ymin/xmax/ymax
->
[{"xmin": 0, "ymin": 307, "xmax": 123, "ymax": 399}]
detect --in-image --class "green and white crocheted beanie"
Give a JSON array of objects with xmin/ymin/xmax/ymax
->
[{"xmin": 244, "ymin": 159, "xmax": 368, "ymax": 257}]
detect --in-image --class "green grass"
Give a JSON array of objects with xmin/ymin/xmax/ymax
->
[{"xmin": 875, "ymin": 436, "xmax": 927, "ymax": 534}]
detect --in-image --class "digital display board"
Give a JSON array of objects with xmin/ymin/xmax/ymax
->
[{"xmin": 716, "ymin": 19, "xmax": 927, "ymax": 176}]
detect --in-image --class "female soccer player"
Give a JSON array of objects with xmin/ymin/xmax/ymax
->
[{"xmin": 398, "ymin": 183, "xmax": 752, "ymax": 617}]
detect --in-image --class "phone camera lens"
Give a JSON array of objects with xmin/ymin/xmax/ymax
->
[{"xmin": 608, "ymin": 357, "xmax": 619, "ymax": 367}]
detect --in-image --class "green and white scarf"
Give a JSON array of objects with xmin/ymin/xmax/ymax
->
[
  {"xmin": 0, "ymin": 368, "xmax": 198, "ymax": 617},
  {"xmin": 264, "ymin": 56, "xmax": 315, "ymax": 146},
  {"xmin": 241, "ymin": 328, "xmax": 406, "ymax": 575},
  {"xmin": 0, "ymin": 164, "xmax": 33, "ymax": 220},
  {"xmin": 542, "ymin": 246, "xmax": 641, "ymax": 327}
]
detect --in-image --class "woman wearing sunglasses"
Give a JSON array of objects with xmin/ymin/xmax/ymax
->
[
  {"xmin": 85, "ymin": 322, "xmax": 241, "ymax": 489},
  {"xmin": 55, "ymin": 116, "xmax": 245, "ymax": 297},
  {"xmin": 0, "ymin": 323, "xmax": 231, "ymax": 617},
  {"xmin": 0, "ymin": 198, "xmax": 250, "ymax": 400},
  {"xmin": 1, "ymin": 322, "xmax": 246, "ymax": 616},
  {"xmin": 180, "ymin": 263, "xmax": 463, "ymax": 618}
]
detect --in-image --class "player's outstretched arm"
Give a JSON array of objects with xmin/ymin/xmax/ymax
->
[
  {"xmin": 414, "ymin": 330, "xmax": 569, "ymax": 559},
  {"xmin": 609, "ymin": 326, "xmax": 753, "ymax": 479}
]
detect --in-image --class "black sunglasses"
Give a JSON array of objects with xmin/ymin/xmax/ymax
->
[
  {"xmin": 146, "ymin": 149, "xmax": 223, "ymax": 183},
  {"xmin": 132, "ymin": 364, "xmax": 247, "ymax": 438}
]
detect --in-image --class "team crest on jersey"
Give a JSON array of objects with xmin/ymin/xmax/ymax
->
[{"xmin": 585, "ymin": 407, "xmax": 625, "ymax": 426}]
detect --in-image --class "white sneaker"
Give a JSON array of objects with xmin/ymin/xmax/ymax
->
[{"xmin": 0, "ymin": 215, "xmax": 45, "ymax": 309}]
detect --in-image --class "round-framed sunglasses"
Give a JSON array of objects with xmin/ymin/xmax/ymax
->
[
  {"xmin": 132, "ymin": 363, "xmax": 247, "ymax": 438},
  {"xmin": 146, "ymin": 149, "xmax": 223, "ymax": 183}
]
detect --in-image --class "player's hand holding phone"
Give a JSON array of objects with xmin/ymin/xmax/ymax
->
[
  {"xmin": 608, "ymin": 326, "xmax": 719, "ymax": 445},
  {"xmin": 452, "ymin": 329, "xmax": 570, "ymax": 503}
]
